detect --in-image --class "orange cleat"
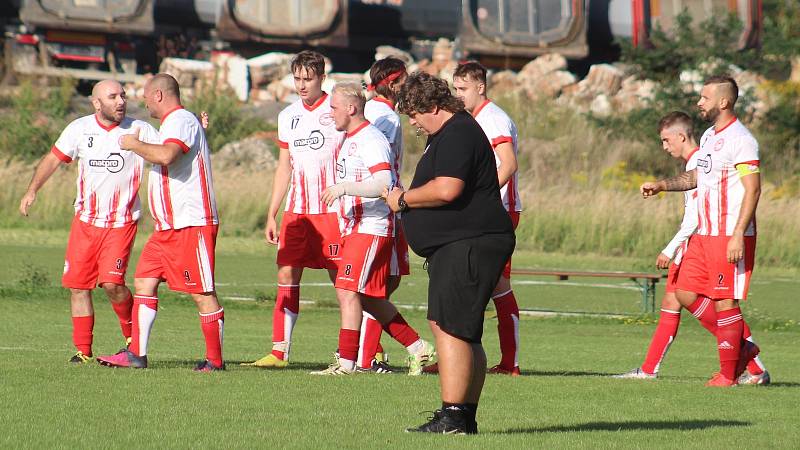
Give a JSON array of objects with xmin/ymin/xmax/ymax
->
[{"xmin": 705, "ymin": 372, "xmax": 738, "ymax": 387}]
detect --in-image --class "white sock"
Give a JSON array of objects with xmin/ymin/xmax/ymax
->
[{"xmin": 406, "ymin": 339, "xmax": 425, "ymax": 355}]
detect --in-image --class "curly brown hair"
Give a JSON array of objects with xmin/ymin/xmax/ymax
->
[{"xmin": 397, "ymin": 71, "xmax": 464, "ymax": 116}]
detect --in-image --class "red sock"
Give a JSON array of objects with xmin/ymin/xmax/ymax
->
[
  {"xmin": 200, "ymin": 308, "xmax": 224, "ymax": 367},
  {"xmin": 110, "ymin": 293, "xmax": 134, "ymax": 339},
  {"xmin": 358, "ymin": 313, "xmax": 383, "ymax": 369},
  {"xmin": 686, "ymin": 296, "xmax": 717, "ymax": 334},
  {"xmin": 338, "ymin": 328, "xmax": 360, "ymax": 363},
  {"xmin": 492, "ymin": 290, "xmax": 520, "ymax": 369},
  {"xmin": 743, "ymin": 323, "xmax": 765, "ymax": 375},
  {"xmin": 382, "ymin": 313, "xmax": 420, "ymax": 348},
  {"xmin": 130, "ymin": 295, "xmax": 158, "ymax": 356},
  {"xmin": 72, "ymin": 315, "xmax": 94, "ymax": 356},
  {"xmin": 715, "ymin": 307, "xmax": 744, "ymax": 380},
  {"xmin": 640, "ymin": 309, "xmax": 681, "ymax": 374},
  {"xmin": 272, "ymin": 284, "xmax": 299, "ymax": 360}
]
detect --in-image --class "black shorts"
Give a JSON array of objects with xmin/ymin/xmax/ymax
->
[{"xmin": 426, "ymin": 233, "xmax": 515, "ymax": 343}]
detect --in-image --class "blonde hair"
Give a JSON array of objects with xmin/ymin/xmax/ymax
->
[{"xmin": 332, "ymin": 82, "xmax": 366, "ymax": 112}]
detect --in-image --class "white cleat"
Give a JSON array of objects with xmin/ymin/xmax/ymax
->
[
  {"xmin": 738, "ymin": 370, "xmax": 771, "ymax": 386},
  {"xmin": 310, "ymin": 353, "xmax": 355, "ymax": 376},
  {"xmin": 611, "ymin": 367, "xmax": 657, "ymax": 379}
]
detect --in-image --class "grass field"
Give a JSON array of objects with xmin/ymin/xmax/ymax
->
[{"xmin": 1, "ymin": 230, "xmax": 799, "ymax": 449}]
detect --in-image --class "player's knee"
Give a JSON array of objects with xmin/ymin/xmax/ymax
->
[{"xmin": 100, "ymin": 282, "xmax": 126, "ymax": 297}]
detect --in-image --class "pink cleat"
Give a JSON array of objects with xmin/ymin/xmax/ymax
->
[{"xmin": 97, "ymin": 349, "xmax": 148, "ymax": 368}]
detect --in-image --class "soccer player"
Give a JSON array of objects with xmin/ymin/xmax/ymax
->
[
  {"xmin": 97, "ymin": 73, "xmax": 224, "ymax": 371},
  {"xmin": 19, "ymin": 80, "xmax": 153, "ymax": 363},
  {"xmin": 451, "ymin": 61, "xmax": 522, "ymax": 375},
  {"xmin": 241, "ymin": 50, "xmax": 344, "ymax": 368},
  {"xmin": 615, "ymin": 111, "xmax": 768, "ymax": 383},
  {"xmin": 640, "ymin": 76, "xmax": 763, "ymax": 387},
  {"xmin": 356, "ymin": 56, "xmax": 410, "ymax": 372},
  {"xmin": 313, "ymin": 82, "xmax": 435, "ymax": 375}
]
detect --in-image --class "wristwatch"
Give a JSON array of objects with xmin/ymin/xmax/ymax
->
[{"xmin": 398, "ymin": 192, "xmax": 409, "ymax": 212}]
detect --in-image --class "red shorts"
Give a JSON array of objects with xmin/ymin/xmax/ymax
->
[
  {"xmin": 502, "ymin": 211, "xmax": 521, "ymax": 279},
  {"xmin": 62, "ymin": 216, "xmax": 137, "ymax": 289},
  {"xmin": 665, "ymin": 261, "xmax": 681, "ymax": 293},
  {"xmin": 334, "ymin": 233, "xmax": 392, "ymax": 298},
  {"xmin": 390, "ymin": 225, "xmax": 410, "ymax": 276},
  {"xmin": 676, "ymin": 234, "xmax": 756, "ymax": 300},
  {"xmin": 277, "ymin": 212, "xmax": 341, "ymax": 270},
  {"xmin": 135, "ymin": 225, "xmax": 218, "ymax": 294}
]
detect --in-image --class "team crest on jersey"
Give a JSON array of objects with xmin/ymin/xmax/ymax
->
[
  {"xmin": 347, "ymin": 142, "xmax": 358, "ymax": 156},
  {"xmin": 714, "ymin": 138, "xmax": 725, "ymax": 152},
  {"xmin": 319, "ymin": 113, "xmax": 334, "ymax": 126},
  {"xmin": 88, "ymin": 153, "xmax": 125, "ymax": 173},
  {"xmin": 697, "ymin": 154, "xmax": 713, "ymax": 174},
  {"xmin": 294, "ymin": 130, "xmax": 325, "ymax": 150}
]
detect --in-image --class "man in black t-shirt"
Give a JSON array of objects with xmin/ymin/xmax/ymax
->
[{"xmin": 385, "ymin": 72, "xmax": 515, "ymax": 435}]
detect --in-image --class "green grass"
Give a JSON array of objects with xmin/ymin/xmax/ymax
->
[{"xmin": 0, "ymin": 230, "xmax": 799, "ymax": 449}]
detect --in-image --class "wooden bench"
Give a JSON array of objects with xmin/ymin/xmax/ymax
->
[{"xmin": 510, "ymin": 269, "xmax": 664, "ymax": 313}]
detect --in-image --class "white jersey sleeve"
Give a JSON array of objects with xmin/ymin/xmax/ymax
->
[
  {"xmin": 52, "ymin": 120, "xmax": 82, "ymax": 163},
  {"xmin": 661, "ymin": 150, "xmax": 700, "ymax": 259}
]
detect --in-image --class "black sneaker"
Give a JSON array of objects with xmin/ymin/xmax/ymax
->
[
  {"xmin": 405, "ymin": 409, "xmax": 469, "ymax": 435},
  {"xmin": 426, "ymin": 409, "xmax": 479, "ymax": 434},
  {"xmin": 194, "ymin": 360, "xmax": 226, "ymax": 372}
]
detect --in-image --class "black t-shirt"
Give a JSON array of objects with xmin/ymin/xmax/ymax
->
[{"xmin": 402, "ymin": 111, "xmax": 514, "ymax": 257}]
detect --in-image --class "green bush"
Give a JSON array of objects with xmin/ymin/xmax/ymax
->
[
  {"xmin": 186, "ymin": 88, "xmax": 275, "ymax": 152},
  {"xmin": 0, "ymin": 79, "xmax": 75, "ymax": 161}
]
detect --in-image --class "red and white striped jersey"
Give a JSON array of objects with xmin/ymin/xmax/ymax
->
[
  {"xmin": 51, "ymin": 114, "xmax": 154, "ymax": 228},
  {"xmin": 364, "ymin": 96, "xmax": 404, "ymax": 189},
  {"xmin": 148, "ymin": 106, "xmax": 218, "ymax": 231},
  {"xmin": 696, "ymin": 118, "xmax": 759, "ymax": 237},
  {"xmin": 335, "ymin": 122, "xmax": 395, "ymax": 237},
  {"xmin": 663, "ymin": 148, "xmax": 699, "ymax": 264},
  {"xmin": 277, "ymin": 93, "xmax": 344, "ymax": 215},
  {"xmin": 473, "ymin": 100, "xmax": 522, "ymax": 212}
]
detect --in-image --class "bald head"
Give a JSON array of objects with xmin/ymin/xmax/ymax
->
[
  {"xmin": 146, "ymin": 73, "xmax": 181, "ymax": 100},
  {"xmin": 91, "ymin": 79, "xmax": 127, "ymax": 124},
  {"xmin": 92, "ymin": 79, "xmax": 123, "ymax": 100},
  {"xmin": 142, "ymin": 73, "xmax": 182, "ymax": 119}
]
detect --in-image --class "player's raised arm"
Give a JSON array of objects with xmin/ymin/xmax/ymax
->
[
  {"xmin": 19, "ymin": 152, "xmax": 64, "ymax": 216},
  {"xmin": 640, "ymin": 169, "xmax": 697, "ymax": 198}
]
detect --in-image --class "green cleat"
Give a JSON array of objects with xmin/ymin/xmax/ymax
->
[
  {"xmin": 69, "ymin": 351, "xmax": 93, "ymax": 364},
  {"xmin": 240, "ymin": 353, "xmax": 289, "ymax": 368},
  {"xmin": 406, "ymin": 340, "xmax": 436, "ymax": 376}
]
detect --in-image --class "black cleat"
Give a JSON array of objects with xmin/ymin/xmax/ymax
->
[
  {"xmin": 194, "ymin": 360, "xmax": 226, "ymax": 372},
  {"xmin": 405, "ymin": 408, "xmax": 473, "ymax": 435}
]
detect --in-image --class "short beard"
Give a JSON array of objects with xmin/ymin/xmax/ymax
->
[
  {"xmin": 99, "ymin": 106, "xmax": 123, "ymax": 123},
  {"xmin": 700, "ymin": 106, "xmax": 720, "ymax": 123}
]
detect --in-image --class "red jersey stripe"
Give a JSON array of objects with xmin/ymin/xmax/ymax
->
[
  {"xmin": 491, "ymin": 136, "xmax": 513, "ymax": 148},
  {"xmin": 720, "ymin": 168, "xmax": 729, "ymax": 235},
  {"xmin": 279, "ymin": 140, "xmax": 289, "ymax": 149},
  {"xmin": 197, "ymin": 155, "xmax": 214, "ymax": 225},
  {"xmin": 164, "ymin": 138, "xmax": 190, "ymax": 153},
  {"xmin": 473, "ymin": 99, "xmax": 491, "ymax": 117},
  {"xmin": 368, "ymin": 163, "xmax": 391, "ymax": 174},
  {"xmin": 51, "ymin": 146, "xmax": 73, "ymax": 163},
  {"xmin": 160, "ymin": 166, "xmax": 175, "ymax": 228}
]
